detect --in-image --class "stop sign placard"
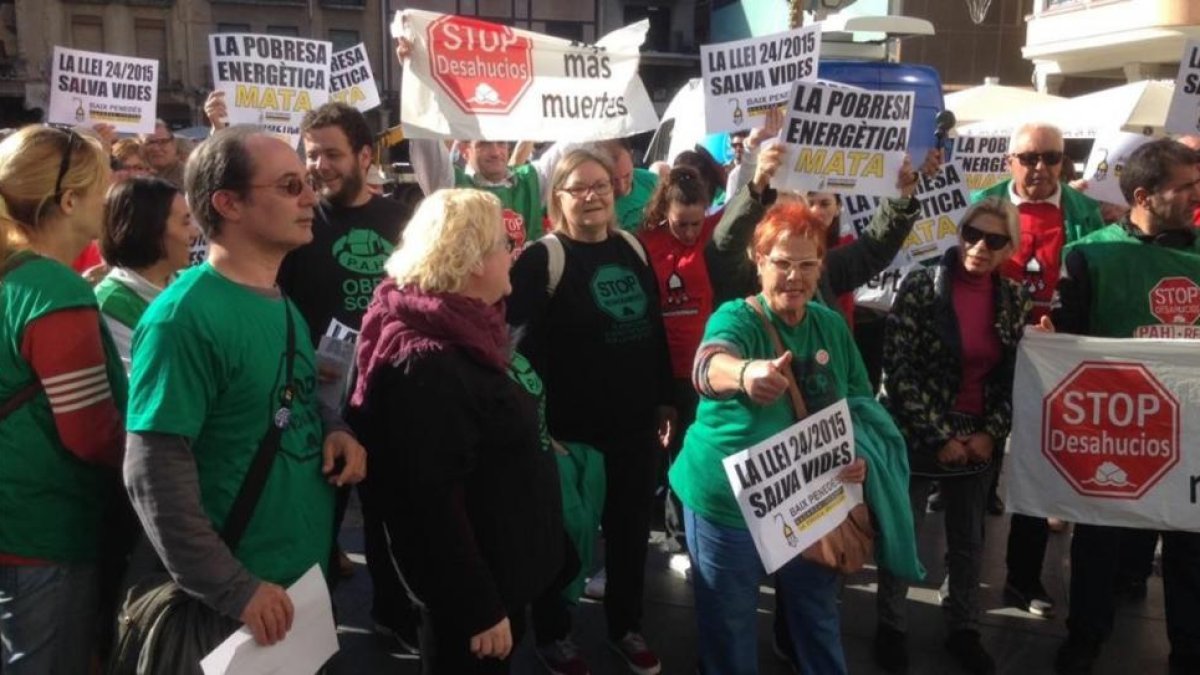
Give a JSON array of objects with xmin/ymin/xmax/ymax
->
[
  {"xmin": 1148, "ymin": 276, "xmax": 1200, "ymax": 325},
  {"xmin": 427, "ymin": 15, "xmax": 533, "ymax": 115},
  {"xmin": 1042, "ymin": 361, "xmax": 1179, "ymax": 499}
]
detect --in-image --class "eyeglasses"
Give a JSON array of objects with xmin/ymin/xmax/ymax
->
[
  {"xmin": 248, "ymin": 175, "xmax": 311, "ymax": 197},
  {"xmin": 1012, "ymin": 151, "xmax": 1063, "ymax": 168},
  {"xmin": 54, "ymin": 130, "xmax": 82, "ymax": 199},
  {"xmin": 961, "ymin": 223, "xmax": 1012, "ymax": 251},
  {"xmin": 766, "ymin": 256, "xmax": 822, "ymax": 276},
  {"xmin": 558, "ymin": 181, "xmax": 613, "ymax": 199},
  {"xmin": 143, "ymin": 136, "xmax": 174, "ymax": 147}
]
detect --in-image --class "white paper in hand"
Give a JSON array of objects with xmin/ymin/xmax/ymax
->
[{"xmin": 200, "ymin": 565, "xmax": 338, "ymax": 675}]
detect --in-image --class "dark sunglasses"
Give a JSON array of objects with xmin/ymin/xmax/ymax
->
[
  {"xmin": 1012, "ymin": 151, "xmax": 1063, "ymax": 168},
  {"xmin": 961, "ymin": 223, "xmax": 1011, "ymax": 251},
  {"xmin": 54, "ymin": 130, "xmax": 82, "ymax": 198}
]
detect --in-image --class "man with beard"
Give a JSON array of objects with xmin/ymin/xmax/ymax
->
[
  {"xmin": 1050, "ymin": 138, "xmax": 1200, "ymax": 675},
  {"xmin": 275, "ymin": 102, "xmax": 418, "ymax": 651}
]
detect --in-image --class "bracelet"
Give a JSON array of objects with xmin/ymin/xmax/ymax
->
[{"xmin": 737, "ymin": 359, "xmax": 753, "ymax": 394}]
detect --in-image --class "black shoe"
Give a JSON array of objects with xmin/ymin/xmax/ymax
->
[
  {"xmin": 873, "ymin": 624, "xmax": 909, "ymax": 674},
  {"xmin": 986, "ymin": 493, "xmax": 1005, "ymax": 516},
  {"xmin": 1003, "ymin": 580, "xmax": 1055, "ymax": 617},
  {"xmin": 945, "ymin": 629, "xmax": 995, "ymax": 675},
  {"xmin": 1054, "ymin": 635, "xmax": 1100, "ymax": 674}
]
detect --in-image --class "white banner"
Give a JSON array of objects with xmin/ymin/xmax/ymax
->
[
  {"xmin": 209, "ymin": 33, "xmax": 332, "ymax": 147},
  {"xmin": 1009, "ymin": 331, "xmax": 1200, "ymax": 531},
  {"xmin": 773, "ymin": 81, "xmax": 913, "ymax": 198},
  {"xmin": 845, "ymin": 163, "xmax": 971, "ymax": 310},
  {"xmin": 1165, "ymin": 39, "xmax": 1200, "ymax": 136},
  {"xmin": 722, "ymin": 399, "xmax": 862, "ymax": 574},
  {"xmin": 49, "ymin": 47, "xmax": 158, "ymax": 133},
  {"xmin": 700, "ymin": 26, "xmax": 820, "ymax": 135},
  {"xmin": 952, "ymin": 134, "xmax": 1008, "ymax": 193},
  {"xmin": 1080, "ymin": 131, "xmax": 1155, "ymax": 207},
  {"xmin": 330, "ymin": 43, "xmax": 381, "ymax": 113},
  {"xmin": 393, "ymin": 10, "xmax": 658, "ymax": 142}
]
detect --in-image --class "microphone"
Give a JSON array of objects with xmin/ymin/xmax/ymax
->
[{"xmin": 934, "ymin": 110, "xmax": 957, "ymax": 146}]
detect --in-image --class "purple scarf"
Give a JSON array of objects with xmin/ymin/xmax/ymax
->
[{"xmin": 351, "ymin": 281, "xmax": 509, "ymax": 407}]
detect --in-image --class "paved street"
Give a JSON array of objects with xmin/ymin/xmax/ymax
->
[{"xmin": 326, "ymin": 490, "xmax": 1173, "ymax": 675}]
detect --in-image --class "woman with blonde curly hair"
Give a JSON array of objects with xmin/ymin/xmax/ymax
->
[
  {"xmin": 348, "ymin": 188, "xmax": 565, "ymax": 674},
  {"xmin": 0, "ymin": 125, "xmax": 124, "ymax": 674}
]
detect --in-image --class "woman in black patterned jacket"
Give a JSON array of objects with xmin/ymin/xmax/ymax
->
[{"xmin": 872, "ymin": 197, "xmax": 1031, "ymax": 675}]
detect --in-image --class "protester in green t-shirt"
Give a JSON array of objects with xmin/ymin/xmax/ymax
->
[
  {"xmin": 124, "ymin": 127, "xmax": 366, "ymax": 649},
  {"xmin": 668, "ymin": 201, "xmax": 871, "ymax": 675}
]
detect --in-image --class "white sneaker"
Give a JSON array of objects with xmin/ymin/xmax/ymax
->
[
  {"xmin": 584, "ymin": 568, "xmax": 606, "ymax": 599},
  {"xmin": 668, "ymin": 553, "xmax": 691, "ymax": 577}
]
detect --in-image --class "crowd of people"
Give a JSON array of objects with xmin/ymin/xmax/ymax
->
[{"xmin": 0, "ymin": 41, "xmax": 1198, "ymax": 675}]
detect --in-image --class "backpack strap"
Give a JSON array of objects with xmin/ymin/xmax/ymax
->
[{"xmin": 541, "ymin": 229, "xmax": 649, "ymax": 299}]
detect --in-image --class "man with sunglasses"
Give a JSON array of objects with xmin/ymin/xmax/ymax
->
[
  {"xmin": 124, "ymin": 127, "xmax": 367, "ymax": 648},
  {"xmin": 972, "ymin": 122, "xmax": 1104, "ymax": 620},
  {"xmin": 1049, "ymin": 138, "xmax": 1200, "ymax": 675}
]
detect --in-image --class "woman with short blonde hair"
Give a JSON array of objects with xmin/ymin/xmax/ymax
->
[
  {"xmin": 350, "ymin": 187, "xmax": 564, "ymax": 674},
  {"xmin": 0, "ymin": 125, "xmax": 124, "ymax": 674}
]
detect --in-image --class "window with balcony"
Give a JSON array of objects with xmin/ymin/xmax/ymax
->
[
  {"xmin": 216, "ymin": 22, "xmax": 251, "ymax": 33},
  {"xmin": 624, "ymin": 5, "xmax": 671, "ymax": 52},
  {"xmin": 266, "ymin": 25, "xmax": 300, "ymax": 36},
  {"xmin": 71, "ymin": 15, "xmax": 104, "ymax": 52},
  {"xmin": 329, "ymin": 29, "xmax": 360, "ymax": 52},
  {"xmin": 134, "ymin": 19, "xmax": 168, "ymax": 85},
  {"xmin": 544, "ymin": 21, "xmax": 585, "ymax": 42}
]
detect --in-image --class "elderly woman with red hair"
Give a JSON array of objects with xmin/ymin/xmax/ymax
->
[{"xmin": 669, "ymin": 202, "xmax": 918, "ymax": 675}]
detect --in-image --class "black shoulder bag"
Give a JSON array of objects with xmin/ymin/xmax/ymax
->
[{"xmin": 109, "ymin": 299, "xmax": 298, "ymax": 675}]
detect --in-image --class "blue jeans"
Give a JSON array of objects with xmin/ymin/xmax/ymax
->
[
  {"xmin": 0, "ymin": 562, "xmax": 98, "ymax": 674},
  {"xmin": 685, "ymin": 507, "xmax": 846, "ymax": 675}
]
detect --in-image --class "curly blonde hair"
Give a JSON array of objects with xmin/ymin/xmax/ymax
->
[{"xmin": 385, "ymin": 188, "xmax": 503, "ymax": 294}]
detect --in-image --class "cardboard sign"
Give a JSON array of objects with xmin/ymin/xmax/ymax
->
[
  {"xmin": 393, "ymin": 10, "xmax": 658, "ymax": 142},
  {"xmin": 842, "ymin": 163, "xmax": 972, "ymax": 310},
  {"xmin": 773, "ymin": 81, "xmax": 913, "ymax": 198},
  {"xmin": 49, "ymin": 47, "xmax": 158, "ymax": 133},
  {"xmin": 1009, "ymin": 331, "xmax": 1200, "ymax": 531},
  {"xmin": 1165, "ymin": 40, "xmax": 1200, "ymax": 136},
  {"xmin": 722, "ymin": 399, "xmax": 862, "ymax": 574},
  {"xmin": 953, "ymin": 134, "xmax": 1009, "ymax": 193},
  {"xmin": 209, "ymin": 33, "xmax": 333, "ymax": 147},
  {"xmin": 1080, "ymin": 131, "xmax": 1155, "ymax": 207},
  {"xmin": 330, "ymin": 43, "xmax": 381, "ymax": 113},
  {"xmin": 700, "ymin": 25, "xmax": 820, "ymax": 135}
]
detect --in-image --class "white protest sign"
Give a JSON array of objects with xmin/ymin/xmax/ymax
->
[
  {"xmin": 1165, "ymin": 39, "xmax": 1200, "ymax": 135},
  {"xmin": 1009, "ymin": 331, "xmax": 1200, "ymax": 531},
  {"xmin": 953, "ymin": 134, "xmax": 1009, "ymax": 193},
  {"xmin": 393, "ymin": 10, "xmax": 658, "ymax": 142},
  {"xmin": 209, "ymin": 33, "xmax": 332, "ymax": 147},
  {"xmin": 700, "ymin": 26, "xmax": 820, "ymax": 135},
  {"xmin": 842, "ymin": 163, "xmax": 972, "ymax": 310},
  {"xmin": 330, "ymin": 43, "xmax": 380, "ymax": 112},
  {"xmin": 774, "ymin": 81, "xmax": 913, "ymax": 198},
  {"xmin": 1080, "ymin": 131, "xmax": 1155, "ymax": 207},
  {"xmin": 722, "ymin": 399, "xmax": 862, "ymax": 574},
  {"xmin": 49, "ymin": 47, "xmax": 158, "ymax": 133}
]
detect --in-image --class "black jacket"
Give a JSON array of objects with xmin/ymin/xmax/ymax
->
[
  {"xmin": 349, "ymin": 347, "xmax": 564, "ymax": 635},
  {"xmin": 879, "ymin": 248, "xmax": 1031, "ymax": 476}
]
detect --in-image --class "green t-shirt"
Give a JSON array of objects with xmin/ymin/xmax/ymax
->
[
  {"xmin": 615, "ymin": 168, "xmax": 659, "ymax": 232},
  {"xmin": 669, "ymin": 296, "xmax": 872, "ymax": 528},
  {"xmin": 455, "ymin": 164, "xmax": 543, "ymax": 249},
  {"xmin": 127, "ymin": 263, "xmax": 333, "ymax": 586}
]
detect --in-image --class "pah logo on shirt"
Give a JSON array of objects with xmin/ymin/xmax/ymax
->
[
  {"xmin": 591, "ymin": 264, "xmax": 646, "ymax": 322},
  {"xmin": 332, "ymin": 229, "xmax": 394, "ymax": 274}
]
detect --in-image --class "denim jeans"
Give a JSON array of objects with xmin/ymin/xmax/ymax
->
[
  {"xmin": 685, "ymin": 507, "xmax": 846, "ymax": 675},
  {"xmin": 0, "ymin": 562, "xmax": 98, "ymax": 674}
]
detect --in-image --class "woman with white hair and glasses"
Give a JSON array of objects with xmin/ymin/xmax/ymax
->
[
  {"xmin": 349, "ymin": 188, "xmax": 565, "ymax": 674},
  {"xmin": 0, "ymin": 126, "xmax": 124, "ymax": 673}
]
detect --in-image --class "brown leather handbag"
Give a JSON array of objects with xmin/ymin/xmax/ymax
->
[{"xmin": 745, "ymin": 296, "xmax": 875, "ymax": 575}]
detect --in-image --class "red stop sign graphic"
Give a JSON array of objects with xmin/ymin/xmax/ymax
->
[
  {"xmin": 1042, "ymin": 361, "xmax": 1179, "ymax": 499},
  {"xmin": 1148, "ymin": 276, "xmax": 1200, "ymax": 325},
  {"xmin": 427, "ymin": 15, "xmax": 533, "ymax": 115}
]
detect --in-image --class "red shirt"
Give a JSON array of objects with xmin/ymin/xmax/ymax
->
[
  {"xmin": 999, "ymin": 201, "xmax": 1065, "ymax": 324},
  {"xmin": 952, "ymin": 266, "xmax": 1001, "ymax": 416},
  {"xmin": 640, "ymin": 214, "xmax": 719, "ymax": 379}
]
